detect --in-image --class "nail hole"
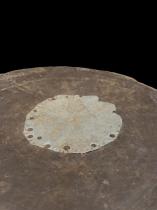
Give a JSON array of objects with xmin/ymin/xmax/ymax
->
[
  {"xmin": 37, "ymin": 136, "xmax": 42, "ymax": 140},
  {"xmin": 113, "ymin": 111, "xmax": 116, "ymax": 113},
  {"xmin": 110, "ymin": 134, "xmax": 115, "ymax": 138},
  {"xmin": 27, "ymin": 128, "xmax": 33, "ymax": 131},
  {"xmin": 28, "ymin": 135, "xmax": 33, "ymax": 138},
  {"xmin": 33, "ymin": 110, "xmax": 37, "ymax": 112},
  {"xmin": 63, "ymin": 145, "xmax": 70, "ymax": 151},
  {"xmin": 91, "ymin": 143, "xmax": 96, "ymax": 148},
  {"xmin": 30, "ymin": 117, "xmax": 34, "ymax": 120}
]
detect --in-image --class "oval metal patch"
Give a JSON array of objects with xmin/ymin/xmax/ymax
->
[{"xmin": 23, "ymin": 95, "xmax": 122, "ymax": 153}]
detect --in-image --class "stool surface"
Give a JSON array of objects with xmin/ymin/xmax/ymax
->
[{"xmin": 0, "ymin": 67, "xmax": 157, "ymax": 210}]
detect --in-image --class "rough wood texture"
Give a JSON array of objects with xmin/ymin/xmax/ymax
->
[{"xmin": 0, "ymin": 67, "xmax": 157, "ymax": 210}]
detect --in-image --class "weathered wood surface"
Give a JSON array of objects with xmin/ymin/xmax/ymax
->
[{"xmin": 0, "ymin": 67, "xmax": 157, "ymax": 210}]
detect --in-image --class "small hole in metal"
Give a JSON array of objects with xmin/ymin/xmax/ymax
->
[
  {"xmin": 110, "ymin": 134, "xmax": 115, "ymax": 138},
  {"xmin": 27, "ymin": 128, "xmax": 33, "ymax": 131},
  {"xmin": 91, "ymin": 143, "xmax": 96, "ymax": 148},
  {"xmin": 37, "ymin": 136, "xmax": 42, "ymax": 140},
  {"xmin": 33, "ymin": 110, "xmax": 37, "ymax": 112},
  {"xmin": 63, "ymin": 145, "xmax": 70, "ymax": 151},
  {"xmin": 30, "ymin": 117, "xmax": 34, "ymax": 120},
  {"xmin": 28, "ymin": 135, "xmax": 33, "ymax": 138}
]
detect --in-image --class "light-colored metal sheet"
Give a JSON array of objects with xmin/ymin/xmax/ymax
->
[{"xmin": 24, "ymin": 95, "xmax": 122, "ymax": 153}]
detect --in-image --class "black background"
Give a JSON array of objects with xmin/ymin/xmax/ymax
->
[
  {"xmin": 0, "ymin": 3, "xmax": 156, "ymax": 89},
  {"xmin": 0, "ymin": 33, "xmax": 156, "ymax": 89}
]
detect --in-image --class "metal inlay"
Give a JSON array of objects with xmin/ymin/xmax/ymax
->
[{"xmin": 23, "ymin": 95, "xmax": 122, "ymax": 153}]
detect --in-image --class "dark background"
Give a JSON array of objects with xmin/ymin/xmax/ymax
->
[
  {"xmin": 0, "ymin": 34, "xmax": 156, "ymax": 89},
  {"xmin": 0, "ymin": 4, "xmax": 156, "ymax": 89}
]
